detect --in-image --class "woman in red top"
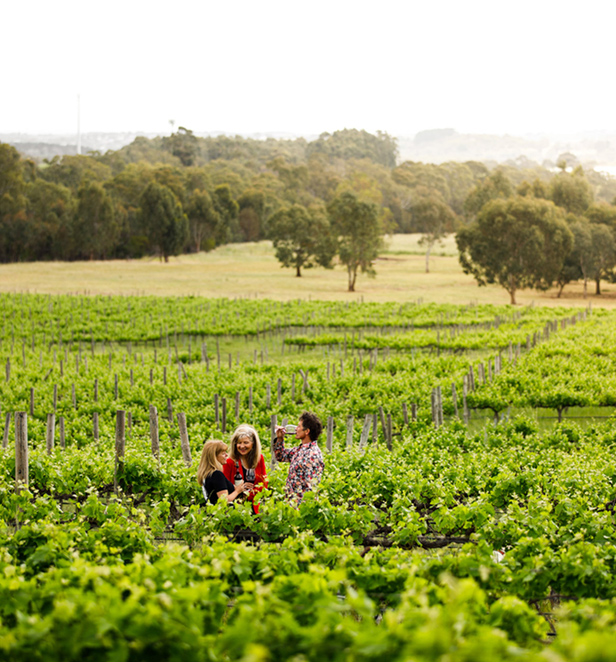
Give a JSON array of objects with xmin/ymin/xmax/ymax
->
[{"xmin": 223, "ymin": 424, "xmax": 268, "ymax": 513}]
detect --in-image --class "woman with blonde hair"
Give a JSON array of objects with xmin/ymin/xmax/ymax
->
[
  {"xmin": 223, "ymin": 424, "xmax": 268, "ymax": 513},
  {"xmin": 197, "ymin": 439, "xmax": 253, "ymax": 505}
]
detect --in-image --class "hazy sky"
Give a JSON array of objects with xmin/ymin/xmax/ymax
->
[{"xmin": 2, "ymin": 0, "xmax": 613, "ymax": 138}]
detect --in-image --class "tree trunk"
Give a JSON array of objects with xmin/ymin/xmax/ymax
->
[
  {"xmin": 348, "ymin": 265, "xmax": 357, "ymax": 292},
  {"xmin": 296, "ymin": 264, "xmax": 301, "ymax": 277},
  {"xmin": 425, "ymin": 244, "xmax": 432, "ymax": 273},
  {"xmin": 595, "ymin": 276, "xmax": 601, "ymax": 295},
  {"xmin": 583, "ymin": 278, "xmax": 588, "ymax": 299},
  {"xmin": 507, "ymin": 274, "xmax": 517, "ymax": 305}
]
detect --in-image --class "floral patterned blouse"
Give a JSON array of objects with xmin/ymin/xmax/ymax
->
[{"xmin": 272, "ymin": 438, "xmax": 324, "ymax": 503}]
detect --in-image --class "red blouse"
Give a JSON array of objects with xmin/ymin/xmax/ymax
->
[{"xmin": 223, "ymin": 455, "xmax": 268, "ymax": 513}]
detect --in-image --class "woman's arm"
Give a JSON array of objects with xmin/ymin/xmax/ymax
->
[
  {"xmin": 210, "ymin": 470, "xmax": 253, "ymax": 504},
  {"xmin": 216, "ymin": 482, "xmax": 251, "ymax": 504}
]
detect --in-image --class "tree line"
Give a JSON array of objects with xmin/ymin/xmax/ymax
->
[
  {"xmin": 457, "ymin": 166, "xmax": 616, "ymax": 303},
  {"xmin": 1, "ymin": 128, "xmax": 616, "ymax": 296}
]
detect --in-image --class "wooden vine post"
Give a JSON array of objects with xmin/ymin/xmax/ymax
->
[
  {"xmin": 114, "ymin": 410, "xmax": 126, "ymax": 496},
  {"xmin": 15, "ymin": 412, "xmax": 29, "ymax": 494},
  {"xmin": 149, "ymin": 404, "xmax": 160, "ymax": 466},
  {"xmin": 378, "ymin": 406, "xmax": 386, "ymax": 442},
  {"xmin": 270, "ymin": 414, "xmax": 278, "ymax": 470},
  {"xmin": 359, "ymin": 414, "xmax": 371, "ymax": 449},
  {"xmin": 177, "ymin": 413, "xmax": 192, "ymax": 467},
  {"xmin": 59, "ymin": 417, "xmax": 65, "ymax": 449},
  {"xmin": 431, "ymin": 389, "xmax": 437, "ymax": 428},
  {"xmin": 45, "ymin": 413, "xmax": 55, "ymax": 454},
  {"xmin": 345, "ymin": 415, "xmax": 354, "ymax": 450},
  {"xmin": 3, "ymin": 412, "xmax": 10, "ymax": 450},
  {"xmin": 451, "ymin": 383, "xmax": 459, "ymax": 418}
]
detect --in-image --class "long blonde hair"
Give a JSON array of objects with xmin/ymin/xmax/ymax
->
[
  {"xmin": 229, "ymin": 424, "xmax": 262, "ymax": 469},
  {"xmin": 197, "ymin": 440, "xmax": 227, "ymax": 485}
]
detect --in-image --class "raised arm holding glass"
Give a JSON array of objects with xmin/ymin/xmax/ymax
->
[{"xmin": 273, "ymin": 411, "xmax": 324, "ymax": 505}]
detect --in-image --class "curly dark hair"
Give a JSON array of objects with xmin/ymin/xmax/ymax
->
[{"xmin": 300, "ymin": 411, "xmax": 323, "ymax": 441}]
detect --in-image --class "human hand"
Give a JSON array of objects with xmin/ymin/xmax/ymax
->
[{"xmin": 275, "ymin": 425, "xmax": 285, "ymax": 439}]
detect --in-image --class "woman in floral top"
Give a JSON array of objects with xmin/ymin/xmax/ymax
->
[{"xmin": 273, "ymin": 411, "xmax": 324, "ymax": 504}]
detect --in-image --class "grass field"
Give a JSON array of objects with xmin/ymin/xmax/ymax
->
[{"xmin": 1, "ymin": 233, "xmax": 614, "ymax": 308}]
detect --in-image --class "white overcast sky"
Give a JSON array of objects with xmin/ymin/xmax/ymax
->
[{"xmin": 2, "ymin": 0, "xmax": 614, "ymax": 138}]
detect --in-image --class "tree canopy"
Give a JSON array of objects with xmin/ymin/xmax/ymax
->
[
  {"xmin": 327, "ymin": 192, "xmax": 383, "ymax": 292},
  {"xmin": 409, "ymin": 194, "xmax": 458, "ymax": 273},
  {"xmin": 268, "ymin": 204, "xmax": 335, "ymax": 277},
  {"xmin": 456, "ymin": 197, "xmax": 573, "ymax": 304},
  {"xmin": 139, "ymin": 182, "xmax": 188, "ymax": 262},
  {"xmin": 306, "ymin": 129, "xmax": 398, "ymax": 168},
  {"xmin": 550, "ymin": 167, "xmax": 594, "ymax": 214}
]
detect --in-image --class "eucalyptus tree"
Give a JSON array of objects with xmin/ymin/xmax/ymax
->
[
  {"xmin": 463, "ymin": 170, "xmax": 513, "ymax": 219},
  {"xmin": 0, "ymin": 143, "xmax": 28, "ymax": 261},
  {"xmin": 186, "ymin": 189, "xmax": 219, "ymax": 252},
  {"xmin": 327, "ymin": 191, "xmax": 383, "ymax": 292},
  {"xmin": 75, "ymin": 181, "xmax": 120, "ymax": 259},
  {"xmin": 25, "ymin": 179, "xmax": 74, "ymax": 260},
  {"xmin": 139, "ymin": 181, "xmax": 188, "ymax": 262},
  {"xmin": 456, "ymin": 196, "xmax": 573, "ymax": 304},
  {"xmin": 567, "ymin": 219, "xmax": 616, "ymax": 298},
  {"xmin": 409, "ymin": 194, "xmax": 458, "ymax": 272},
  {"xmin": 268, "ymin": 203, "xmax": 335, "ymax": 277},
  {"xmin": 549, "ymin": 167, "xmax": 593, "ymax": 215},
  {"xmin": 212, "ymin": 184, "xmax": 240, "ymax": 244}
]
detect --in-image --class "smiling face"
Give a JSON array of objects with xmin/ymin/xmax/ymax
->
[
  {"xmin": 216, "ymin": 449, "xmax": 229, "ymax": 466},
  {"xmin": 236, "ymin": 435, "xmax": 254, "ymax": 456}
]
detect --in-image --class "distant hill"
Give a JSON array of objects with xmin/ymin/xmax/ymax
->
[
  {"xmin": 3, "ymin": 129, "xmax": 616, "ymax": 168},
  {"xmin": 0, "ymin": 132, "xmax": 161, "ymax": 159},
  {"xmin": 397, "ymin": 129, "xmax": 616, "ymax": 168}
]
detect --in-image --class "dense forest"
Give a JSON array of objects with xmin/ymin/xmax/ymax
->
[{"xmin": 1, "ymin": 128, "xmax": 616, "ymax": 296}]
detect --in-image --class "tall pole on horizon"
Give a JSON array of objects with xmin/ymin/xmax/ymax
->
[{"xmin": 77, "ymin": 94, "xmax": 81, "ymax": 155}]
